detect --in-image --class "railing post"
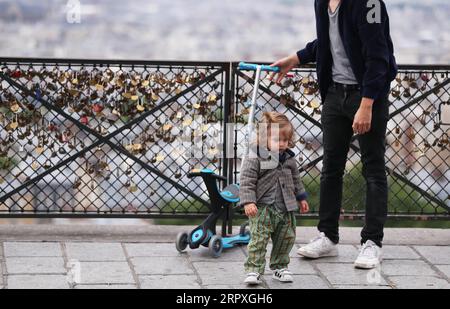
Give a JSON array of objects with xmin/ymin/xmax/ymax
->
[
  {"xmin": 219, "ymin": 62, "xmax": 235, "ymax": 236},
  {"xmin": 227, "ymin": 62, "xmax": 238, "ymax": 235}
]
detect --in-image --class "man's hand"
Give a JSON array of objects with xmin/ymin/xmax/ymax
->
[
  {"xmin": 244, "ymin": 203, "xmax": 258, "ymax": 218},
  {"xmin": 352, "ymin": 98, "xmax": 374, "ymax": 135},
  {"xmin": 298, "ymin": 200, "xmax": 309, "ymax": 214},
  {"xmin": 268, "ymin": 54, "xmax": 300, "ymax": 84}
]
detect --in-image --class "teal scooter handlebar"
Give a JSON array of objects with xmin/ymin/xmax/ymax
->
[{"xmin": 238, "ymin": 62, "xmax": 280, "ymax": 73}]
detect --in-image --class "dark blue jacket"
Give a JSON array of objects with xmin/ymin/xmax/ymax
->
[{"xmin": 297, "ymin": 0, "xmax": 397, "ymax": 101}]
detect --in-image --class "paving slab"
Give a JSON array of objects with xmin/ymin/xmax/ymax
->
[
  {"xmin": 7, "ymin": 275, "xmax": 70, "ymax": 289},
  {"xmin": 264, "ymin": 274, "xmax": 329, "ymax": 289},
  {"xmin": 434, "ymin": 265, "xmax": 450, "ymax": 279},
  {"xmin": 203, "ymin": 284, "xmax": 266, "ymax": 289},
  {"xmin": 389, "ymin": 276, "xmax": 450, "ymax": 289},
  {"xmin": 73, "ymin": 262, "xmax": 135, "ymax": 285},
  {"xmin": 382, "ymin": 246, "xmax": 421, "ymax": 260},
  {"xmin": 139, "ymin": 275, "xmax": 201, "ymax": 289},
  {"xmin": 334, "ymin": 285, "xmax": 393, "ymax": 289},
  {"xmin": 6, "ymin": 257, "xmax": 66, "ymax": 275},
  {"xmin": 65, "ymin": 243, "xmax": 126, "ymax": 261},
  {"xmin": 193, "ymin": 261, "xmax": 246, "ymax": 286},
  {"xmin": 131, "ymin": 256, "xmax": 194, "ymax": 275},
  {"xmin": 125, "ymin": 243, "xmax": 182, "ymax": 257},
  {"xmin": 382, "ymin": 260, "xmax": 439, "ymax": 277},
  {"xmin": 74, "ymin": 284, "xmax": 137, "ymax": 289},
  {"xmin": 414, "ymin": 246, "xmax": 450, "ymax": 265},
  {"xmin": 315, "ymin": 263, "xmax": 388, "ymax": 286},
  {"xmin": 4, "ymin": 242, "xmax": 62, "ymax": 257}
]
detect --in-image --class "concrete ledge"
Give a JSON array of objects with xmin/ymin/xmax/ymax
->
[{"xmin": 0, "ymin": 224, "xmax": 448, "ymax": 245}]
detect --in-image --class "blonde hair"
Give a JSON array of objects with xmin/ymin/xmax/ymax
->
[{"xmin": 256, "ymin": 111, "xmax": 296, "ymax": 149}]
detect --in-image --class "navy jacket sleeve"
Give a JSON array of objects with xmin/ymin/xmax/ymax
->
[
  {"xmin": 355, "ymin": 0, "xmax": 391, "ymax": 100},
  {"xmin": 297, "ymin": 39, "xmax": 318, "ymax": 65}
]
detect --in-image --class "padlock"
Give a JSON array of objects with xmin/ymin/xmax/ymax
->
[{"xmin": 439, "ymin": 100, "xmax": 450, "ymax": 126}]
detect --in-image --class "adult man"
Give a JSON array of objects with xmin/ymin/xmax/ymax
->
[{"xmin": 270, "ymin": 0, "xmax": 397, "ymax": 269}]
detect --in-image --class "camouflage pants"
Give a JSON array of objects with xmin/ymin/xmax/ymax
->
[{"xmin": 244, "ymin": 204, "xmax": 296, "ymax": 274}]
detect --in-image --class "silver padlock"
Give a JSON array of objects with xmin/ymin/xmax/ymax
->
[{"xmin": 439, "ymin": 100, "xmax": 450, "ymax": 126}]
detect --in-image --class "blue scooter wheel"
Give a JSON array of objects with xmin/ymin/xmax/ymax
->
[
  {"xmin": 208, "ymin": 235, "xmax": 223, "ymax": 258},
  {"xmin": 176, "ymin": 232, "xmax": 189, "ymax": 252}
]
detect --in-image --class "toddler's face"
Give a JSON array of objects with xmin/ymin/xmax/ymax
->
[{"xmin": 268, "ymin": 131, "xmax": 289, "ymax": 152}]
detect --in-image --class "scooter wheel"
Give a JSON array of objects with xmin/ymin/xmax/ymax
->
[
  {"xmin": 176, "ymin": 232, "xmax": 189, "ymax": 252},
  {"xmin": 208, "ymin": 235, "xmax": 223, "ymax": 258}
]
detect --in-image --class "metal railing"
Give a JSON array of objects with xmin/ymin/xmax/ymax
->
[{"xmin": 0, "ymin": 58, "xmax": 448, "ymax": 221}]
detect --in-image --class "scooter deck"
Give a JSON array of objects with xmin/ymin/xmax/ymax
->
[{"xmin": 222, "ymin": 233, "xmax": 251, "ymax": 249}]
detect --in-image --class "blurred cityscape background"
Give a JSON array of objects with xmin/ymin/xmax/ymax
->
[{"xmin": 0, "ymin": 0, "xmax": 449, "ymax": 64}]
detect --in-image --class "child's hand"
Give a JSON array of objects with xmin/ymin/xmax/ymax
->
[
  {"xmin": 244, "ymin": 203, "xmax": 258, "ymax": 218},
  {"xmin": 298, "ymin": 200, "xmax": 309, "ymax": 213}
]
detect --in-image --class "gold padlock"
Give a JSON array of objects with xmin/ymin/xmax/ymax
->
[
  {"xmin": 35, "ymin": 146, "xmax": 44, "ymax": 155},
  {"xmin": 31, "ymin": 161, "xmax": 40, "ymax": 170},
  {"xmin": 10, "ymin": 103, "xmax": 20, "ymax": 113}
]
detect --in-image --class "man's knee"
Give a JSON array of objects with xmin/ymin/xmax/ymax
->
[{"xmin": 321, "ymin": 157, "xmax": 347, "ymax": 179}]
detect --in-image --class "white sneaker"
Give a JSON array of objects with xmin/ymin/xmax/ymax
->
[
  {"xmin": 354, "ymin": 240, "xmax": 382, "ymax": 269},
  {"xmin": 272, "ymin": 268, "xmax": 294, "ymax": 283},
  {"xmin": 244, "ymin": 272, "xmax": 262, "ymax": 285},
  {"xmin": 297, "ymin": 232, "xmax": 338, "ymax": 259}
]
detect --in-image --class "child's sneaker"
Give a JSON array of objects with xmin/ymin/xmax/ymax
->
[
  {"xmin": 272, "ymin": 268, "xmax": 294, "ymax": 282},
  {"xmin": 244, "ymin": 272, "xmax": 262, "ymax": 285}
]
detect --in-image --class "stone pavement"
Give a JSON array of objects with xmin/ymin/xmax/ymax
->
[{"xmin": 0, "ymin": 225, "xmax": 449, "ymax": 289}]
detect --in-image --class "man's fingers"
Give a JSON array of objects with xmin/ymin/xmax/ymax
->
[
  {"xmin": 268, "ymin": 62, "xmax": 280, "ymax": 81},
  {"xmin": 276, "ymin": 72, "xmax": 286, "ymax": 84},
  {"xmin": 271, "ymin": 72, "xmax": 281, "ymax": 83},
  {"xmin": 353, "ymin": 122, "xmax": 369, "ymax": 134},
  {"xmin": 361, "ymin": 125, "xmax": 367, "ymax": 134},
  {"xmin": 352, "ymin": 122, "xmax": 359, "ymax": 134},
  {"xmin": 268, "ymin": 72, "xmax": 275, "ymax": 81},
  {"xmin": 356, "ymin": 123, "xmax": 371, "ymax": 135},
  {"xmin": 268, "ymin": 66, "xmax": 280, "ymax": 81}
]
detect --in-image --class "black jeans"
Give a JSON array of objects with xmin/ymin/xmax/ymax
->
[{"xmin": 318, "ymin": 84, "xmax": 389, "ymax": 247}]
